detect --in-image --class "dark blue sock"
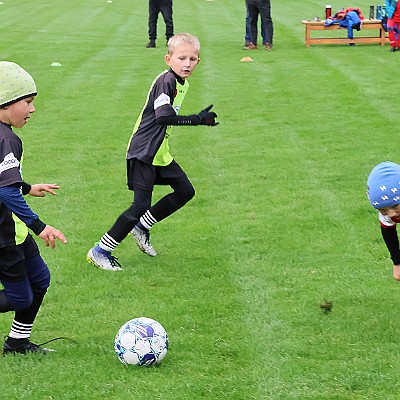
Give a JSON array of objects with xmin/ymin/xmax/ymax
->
[
  {"xmin": 95, "ymin": 245, "xmax": 110, "ymax": 255},
  {"xmin": 136, "ymin": 221, "xmax": 148, "ymax": 232}
]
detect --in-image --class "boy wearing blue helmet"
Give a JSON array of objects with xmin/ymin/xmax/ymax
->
[{"xmin": 367, "ymin": 161, "xmax": 400, "ymax": 280}]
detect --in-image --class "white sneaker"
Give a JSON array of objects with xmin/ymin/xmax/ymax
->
[
  {"xmin": 131, "ymin": 226, "xmax": 157, "ymax": 256},
  {"xmin": 86, "ymin": 247, "xmax": 123, "ymax": 271}
]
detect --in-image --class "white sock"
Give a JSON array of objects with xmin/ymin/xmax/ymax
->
[
  {"xmin": 9, "ymin": 320, "xmax": 32, "ymax": 339},
  {"xmin": 139, "ymin": 211, "xmax": 157, "ymax": 230},
  {"xmin": 99, "ymin": 233, "xmax": 119, "ymax": 252}
]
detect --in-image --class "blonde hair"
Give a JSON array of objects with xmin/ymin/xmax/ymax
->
[{"xmin": 167, "ymin": 33, "xmax": 200, "ymax": 55}]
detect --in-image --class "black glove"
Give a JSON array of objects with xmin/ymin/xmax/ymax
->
[{"xmin": 197, "ymin": 104, "xmax": 218, "ymax": 126}]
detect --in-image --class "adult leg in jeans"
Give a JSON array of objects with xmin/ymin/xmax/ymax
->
[
  {"xmin": 245, "ymin": 6, "xmax": 252, "ymax": 44},
  {"xmin": 258, "ymin": 0, "xmax": 273, "ymax": 45},
  {"xmin": 247, "ymin": 2, "xmax": 260, "ymax": 46}
]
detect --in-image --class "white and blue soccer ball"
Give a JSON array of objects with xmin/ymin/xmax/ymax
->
[{"xmin": 114, "ymin": 317, "xmax": 168, "ymax": 366}]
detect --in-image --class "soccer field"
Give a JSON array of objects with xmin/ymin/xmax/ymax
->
[{"xmin": 2, "ymin": 0, "xmax": 400, "ymax": 399}]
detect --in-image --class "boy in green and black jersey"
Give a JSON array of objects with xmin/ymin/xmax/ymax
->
[{"xmin": 87, "ymin": 32, "xmax": 218, "ymax": 271}]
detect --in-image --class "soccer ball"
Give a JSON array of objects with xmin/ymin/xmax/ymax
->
[{"xmin": 114, "ymin": 317, "xmax": 168, "ymax": 366}]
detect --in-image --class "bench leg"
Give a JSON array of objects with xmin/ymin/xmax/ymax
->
[
  {"xmin": 305, "ymin": 25, "xmax": 311, "ymax": 47},
  {"xmin": 379, "ymin": 27, "xmax": 386, "ymax": 46}
]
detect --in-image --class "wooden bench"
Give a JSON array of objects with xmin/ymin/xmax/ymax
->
[{"xmin": 301, "ymin": 19, "xmax": 389, "ymax": 47}]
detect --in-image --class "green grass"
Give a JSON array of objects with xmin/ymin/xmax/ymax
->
[{"xmin": 1, "ymin": 0, "xmax": 400, "ymax": 399}]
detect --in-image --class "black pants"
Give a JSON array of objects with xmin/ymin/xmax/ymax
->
[
  {"xmin": 108, "ymin": 159, "xmax": 195, "ymax": 243},
  {"xmin": 148, "ymin": 0, "xmax": 174, "ymax": 41},
  {"xmin": 247, "ymin": 0, "xmax": 273, "ymax": 45}
]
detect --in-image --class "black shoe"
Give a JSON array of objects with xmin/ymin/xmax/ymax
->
[
  {"xmin": 146, "ymin": 40, "xmax": 156, "ymax": 48},
  {"xmin": 3, "ymin": 338, "xmax": 53, "ymax": 355},
  {"xmin": 389, "ymin": 46, "xmax": 397, "ymax": 52}
]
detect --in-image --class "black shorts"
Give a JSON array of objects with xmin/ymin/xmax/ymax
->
[
  {"xmin": 0, "ymin": 235, "xmax": 39, "ymax": 282},
  {"xmin": 127, "ymin": 158, "xmax": 187, "ymax": 191}
]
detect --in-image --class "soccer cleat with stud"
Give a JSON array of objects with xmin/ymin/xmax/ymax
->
[
  {"xmin": 3, "ymin": 339, "xmax": 55, "ymax": 355},
  {"xmin": 86, "ymin": 247, "xmax": 123, "ymax": 271},
  {"xmin": 131, "ymin": 226, "xmax": 157, "ymax": 257}
]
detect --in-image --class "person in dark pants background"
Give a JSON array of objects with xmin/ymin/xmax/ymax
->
[
  {"xmin": 146, "ymin": 0, "xmax": 174, "ymax": 48},
  {"xmin": 245, "ymin": 0, "xmax": 274, "ymax": 50}
]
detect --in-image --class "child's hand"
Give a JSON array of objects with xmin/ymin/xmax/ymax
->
[
  {"xmin": 29, "ymin": 184, "xmax": 60, "ymax": 197},
  {"xmin": 197, "ymin": 104, "xmax": 219, "ymax": 126},
  {"xmin": 38, "ymin": 225, "xmax": 67, "ymax": 248}
]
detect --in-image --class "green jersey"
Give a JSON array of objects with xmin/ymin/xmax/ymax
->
[{"xmin": 127, "ymin": 69, "xmax": 189, "ymax": 166}]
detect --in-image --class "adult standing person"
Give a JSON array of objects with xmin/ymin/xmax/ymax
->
[
  {"xmin": 245, "ymin": 0, "xmax": 274, "ymax": 50},
  {"xmin": 385, "ymin": 0, "xmax": 400, "ymax": 52},
  {"xmin": 146, "ymin": 0, "xmax": 174, "ymax": 48}
]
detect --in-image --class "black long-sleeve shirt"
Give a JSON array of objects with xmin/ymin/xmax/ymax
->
[{"xmin": 378, "ymin": 213, "xmax": 400, "ymax": 265}]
